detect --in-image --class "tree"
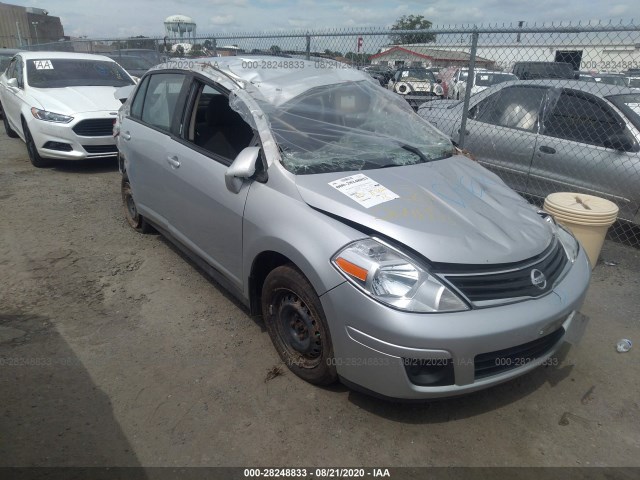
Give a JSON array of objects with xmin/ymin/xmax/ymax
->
[
  {"xmin": 390, "ymin": 15, "xmax": 436, "ymax": 45},
  {"xmin": 270, "ymin": 45, "xmax": 282, "ymax": 54}
]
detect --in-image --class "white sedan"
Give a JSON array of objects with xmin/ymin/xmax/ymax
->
[{"xmin": 0, "ymin": 51, "xmax": 135, "ymax": 167}]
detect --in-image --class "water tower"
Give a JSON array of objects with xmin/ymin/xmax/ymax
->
[{"xmin": 164, "ymin": 14, "xmax": 197, "ymax": 43}]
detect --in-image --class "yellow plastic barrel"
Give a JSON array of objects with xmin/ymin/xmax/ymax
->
[{"xmin": 543, "ymin": 193, "xmax": 619, "ymax": 268}]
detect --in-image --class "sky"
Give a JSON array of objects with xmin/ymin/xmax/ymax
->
[{"xmin": 9, "ymin": 0, "xmax": 638, "ymax": 38}]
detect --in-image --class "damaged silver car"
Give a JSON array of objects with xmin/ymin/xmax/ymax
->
[{"xmin": 115, "ymin": 57, "xmax": 591, "ymax": 400}]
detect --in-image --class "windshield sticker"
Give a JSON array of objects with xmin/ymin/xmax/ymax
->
[
  {"xmin": 33, "ymin": 60, "xmax": 53, "ymax": 70},
  {"xmin": 480, "ymin": 75, "xmax": 489, "ymax": 80},
  {"xmin": 401, "ymin": 71, "xmax": 409, "ymax": 77},
  {"xmin": 329, "ymin": 174, "xmax": 399, "ymax": 208}
]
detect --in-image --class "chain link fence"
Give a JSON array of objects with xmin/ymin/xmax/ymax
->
[{"xmin": 22, "ymin": 22, "xmax": 640, "ymax": 246}]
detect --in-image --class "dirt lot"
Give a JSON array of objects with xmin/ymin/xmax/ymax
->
[{"xmin": 1, "ymin": 131, "xmax": 639, "ymax": 469}]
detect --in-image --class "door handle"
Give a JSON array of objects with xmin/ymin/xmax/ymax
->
[
  {"xmin": 539, "ymin": 145, "xmax": 556, "ymax": 154},
  {"xmin": 166, "ymin": 155, "xmax": 180, "ymax": 168},
  {"xmin": 121, "ymin": 132, "xmax": 131, "ymax": 140}
]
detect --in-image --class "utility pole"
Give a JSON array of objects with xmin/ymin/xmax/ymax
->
[{"xmin": 31, "ymin": 21, "xmax": 39, "ymax": 46}]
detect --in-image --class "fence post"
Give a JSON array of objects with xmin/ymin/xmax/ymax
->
[
  {"xmin": 212, "ymin": 38, "xmax": 217, "ymax": 57},
  {"xmin": 458, "ymin": 29, "xmax": 478, "ymax": 150},
  {"xmin": 305, "ymin": 34, "xmax": 311, "ymax": 60}
]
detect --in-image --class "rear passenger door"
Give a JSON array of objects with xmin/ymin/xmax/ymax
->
[
  {"xmin": 530, "ymin": 88, "xmax": 638, "ymax": 218},
  {"xmin": 461, "ymin": 85, "xmax": 547, "ymax": 192},
  {"xmin": 162, "ymin": 79, "xmax": 258, "ymax": 288}
]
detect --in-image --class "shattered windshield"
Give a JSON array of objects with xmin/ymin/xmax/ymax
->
[{"xmin": 266, "ymin": 80, "xmax": 453, "ymax": 174}]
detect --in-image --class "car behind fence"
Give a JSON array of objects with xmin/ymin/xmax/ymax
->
[{"xmin": 20, "ymin": 22, "xmax": 640, "ymax": 247}]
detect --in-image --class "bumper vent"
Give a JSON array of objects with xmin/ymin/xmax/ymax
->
[
  {"xmin": 83, "ymin": 144, "xmax": 118, "ymax": 154},
  {"xmin": 73, "ymin": 119, "xmax": 115, "ymax": 137},
  {"xmin": 474, "ymin": 327, "xmax": 565, "ymax": 379}
]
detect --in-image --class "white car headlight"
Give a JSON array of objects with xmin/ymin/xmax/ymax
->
[
  {"xmin": 434, "ymin": 84, "xmax": 444, "ymax": 96},
  {"xmin": 332, "ymin": 238, "xmax": 469, "ymax": 313},
  {"xmin": 31, "ymin": 107, "xmax": 73, "ymax": 123}
]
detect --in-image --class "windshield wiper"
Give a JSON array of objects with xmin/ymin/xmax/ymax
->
[{"xmin": 399, "ymin": 143, "xmax": 428, "ymax": 163}]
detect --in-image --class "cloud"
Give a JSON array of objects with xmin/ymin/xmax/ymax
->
[{"xmin": 210, "ymin": 14, "xmax": 236, "ymax": 25}]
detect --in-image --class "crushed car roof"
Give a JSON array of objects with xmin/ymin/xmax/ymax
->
[{"xmin": 152, "ymin": 56, "xmax": 373, "ymax": 106}]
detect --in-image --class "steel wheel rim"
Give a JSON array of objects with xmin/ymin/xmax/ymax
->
[{"xmin": 274, "ymin": 289, "xmax": 322, "ymax": 365}]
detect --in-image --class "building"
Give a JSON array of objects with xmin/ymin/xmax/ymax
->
[
  {"xmin": 369, "ymin": 45, "xmax": 495, "ymax": 69},
  {"xmin": 0, "ymin": 2, "xmax": 65, "ymax": 48}
]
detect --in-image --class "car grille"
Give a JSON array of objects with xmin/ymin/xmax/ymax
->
[
  {"xmin": 73, "ymin": 119, "xmax": 115, "ymax": 137},
  {"xmin": 441, "ymin": 240, "xmax": 568, "ymax": 303},
  {"xmin": 474, "ymin": 327, "xmax": 565, "ymax": 379},
  {"xmin": 83, "ymin": 144, "xmax": 118, "ymax": 154}
]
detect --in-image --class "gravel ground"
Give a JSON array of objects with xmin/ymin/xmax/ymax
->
[{"xmin": 1, "ymin": 132, "xmax": 639, "ymax": 468}]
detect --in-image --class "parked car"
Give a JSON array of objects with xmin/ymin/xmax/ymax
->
[
  {"xmin": 0, "ymin": 51, "xmax": 135, "ymax": 167},
  {"xmin": 418, "ymin": 80, "xmax": 640, "ymax": 224},
  {"xmin": 363, "ymin": 65, "xmax": 394, "ymax": 87},
  {"xmin": 512, "ymin": 61, "xmax": 577, "ymax": 80},
  {"xmin": 455, "ymin": 71, "xmax": 518, "ymax": 100},
  {"xmin": 0, "ymin": 48, "xmax": 23, "ymax": 118},
  {"xmin": 387, "ymin": 66, "xmax": 443, "ymax": 110},
  {"xmin": 115, "ymin": 57, "xmax": 590, "ymax": 400},
  {"xmin": 111, "ymin": 48, "xmax": 162, "ymax": 65},
  {"xmin": 443, "ymin": 67, "xmax": 487, "ymax": 100},
  {"xmin": 106, "ymin": 54, "xmax": 155, "ymax": 78}
]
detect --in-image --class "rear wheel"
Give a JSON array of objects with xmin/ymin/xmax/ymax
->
[
  {"xmin": 262, "ymin": 265, "xmax": 337, "ymax": 386},
  {"xmin": 1, "ymin": 103, "xmax": 19, "ymax": 138},
  {"xmin": 22, "ymin": 121, "xmax": 51, "ymax": 168},
  {"xmin": 121, "ymin": 176, "xmax": 153, "ymax": 233}
]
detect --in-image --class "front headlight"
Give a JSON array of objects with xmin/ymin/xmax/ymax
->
[
  {"xmin": 434, "ymin": 84, "xmax": 444, "ymax": 96},
  {"xmin": 332, "ymin": 238, "xmax": 469, "ymax": 313},
  {"xmin": 539, "ymin": 211, "xmax": 579, "ymax": 263},
  {"xmin": 31, "ymin": 107, "xmax": 73, "ymax": 123},
  {"xmin": 556, "ymin": 223, "xmax": 579, "ymax": 263}
]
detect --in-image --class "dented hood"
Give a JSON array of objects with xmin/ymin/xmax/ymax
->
[{"xmin": 295, "ymin": 156, "xmax": 554, "ymax": 265}]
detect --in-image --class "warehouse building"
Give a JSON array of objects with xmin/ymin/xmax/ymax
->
[{"xmin": 0, "ymin": 1, "xmax": 65, "ymax": 48}]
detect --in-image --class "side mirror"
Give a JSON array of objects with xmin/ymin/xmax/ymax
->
[
  {"xmin": 603, "ymin": 133, "xmax": 640, "ymax": 153},
  {"xmin": 114, "ymin": 84, "xmax": 135, "ymax": 102},
  {"xmin": 225, "ymin": 146, "xmax": 261, "ymax": 193},
  {"xmin": 436, "ymin": 79, "xmax": 442, "ymax": 84},
  {"xmin": 7, "ymin": 78, "xmax": 18, "ymax": 88}
]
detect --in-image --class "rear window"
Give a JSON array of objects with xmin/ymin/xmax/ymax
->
[{"xmin": 26, "ymin": 58, "xmax": 134, "ymax": 88}]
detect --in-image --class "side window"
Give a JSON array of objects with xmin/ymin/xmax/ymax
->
[
  {"xmin": 140, "ymin": 73, "xmax": 187, "ymax": 132},
  {"xmin": 543, "ymin": 91, "xmax": 624, "ymax": 147},
  {"xmin": 470, "ymin": 86, "xmax": 546, "ymax": 132},
  {"xmin": 16, "ymin": 58, "xmax": 24, "ymax": 87},
  {"xmin": 130, "ymin": 76, "xmax": 150, "ymax": 119},
  {"xmin": 6, "ymin": 58, "xmax": 17, "ymax": 79},
  {"xmin": 185, "ymin": 83, "xmax": 255, "ymax": 162}
]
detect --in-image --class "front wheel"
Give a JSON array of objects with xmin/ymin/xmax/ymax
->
[
  {"xmin": 22, "ymin": 121, "xmax": 51, "ymax": 168},
  {"xmin": 262, "ymin": 265, "xmax": 337, "ymax": 386}
]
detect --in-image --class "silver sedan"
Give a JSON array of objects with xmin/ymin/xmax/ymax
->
[{"xmin": 115, "ymin": 58, "xmax": 590, "ymax": 399}]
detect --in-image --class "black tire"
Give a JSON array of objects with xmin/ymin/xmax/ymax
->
[
  {"xmin": 1, "ymin": 103, "xmax": 19, "ymax": 138},
  {"xmin": 262, "ymin": 265, "xmax": 337, "ymax": 386},
  {"xmin": 121, "ymin": 176, "xmax": 153, "ymax": 233},
  {"xmin": 22, "ymin": 121, "xmax": 51, "ymax": 168}
]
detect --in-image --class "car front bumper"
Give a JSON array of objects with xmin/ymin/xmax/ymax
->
[
  {"xmin": 27, "ymin": 112, "xmax": 118, "ymax": 160},
  {"xmin": 320, "ymin": 246, "xmax": 591, "ymax": 399}
]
